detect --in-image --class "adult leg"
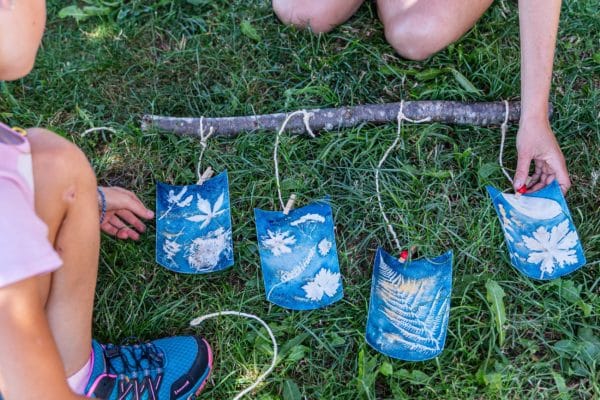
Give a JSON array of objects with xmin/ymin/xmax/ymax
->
[
  {"xmin": 377, "ymin": 0, "xmax": 494, "ymax": 61},
  {"xmin": 273, "ymin": 0, "xmax": 364, "ymax": 33},
  {"xmin": 27, "ymin": 128, "xmax": 100, "ymax": 377}
]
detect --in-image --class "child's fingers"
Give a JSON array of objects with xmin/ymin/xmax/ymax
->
[{"xmin": 115, "ymin": 209, "xmax": 146, "ymax": 233}]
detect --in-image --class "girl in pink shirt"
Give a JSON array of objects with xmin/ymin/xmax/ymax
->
[{"xmin": 0, "ymin": 2, "xmax": 213, "ymax": 399}]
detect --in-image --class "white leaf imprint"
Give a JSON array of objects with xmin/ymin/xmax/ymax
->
[
  {"xmin": 522, "ymin": 219, "xmax": 579, "ymax": 275},
  {"xmin": 290, "ymin": 213, "xmax": 326, "ymax": 226},
  {"xmin": 317, "ymin": 238, "xmax": 333, "ymax": 256},
  {"xmin": 302, "ymin": 268, "xmax": 341, "ymax": 301},
  {"xmin": 261, "ymin": 229, "xmax": 296, "ymax": 256},
  {"xmin": 187, "ymin": 227, "xmax": 232, "ymax": 272},
  {"xmin": 186, "ymin": 192, "xmax": 227, "ymax": 230}
]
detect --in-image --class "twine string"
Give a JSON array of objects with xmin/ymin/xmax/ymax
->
[
  {"xmin": 274, "ymin": 110, "xmax": 315, "ymax": 210},
  {"xmin": 190, "ymin": 311, "xmax": 278, "ymax": 400},
  {"xmin": 498, "ymin": 100, "xmax": 513, "ymax": 184},
  {"xmin": 375, "ymin": 101, "xmax": 430, "ymax": 255},
  {"xmin": 196, "ymin": 116, "xmax": 215, "ymax": 184}
]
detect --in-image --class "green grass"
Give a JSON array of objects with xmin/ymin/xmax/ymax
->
[{"xmin": 2, "ymin": 0, "xmax": 599, "ymax": 398}]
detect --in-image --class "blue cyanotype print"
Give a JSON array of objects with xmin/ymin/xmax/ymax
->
[
  {"xmin": 487, "ymin": 180, "xmax": 586, "ymax": 280},
  {"xmin": 366, "ymin": 248, "xmax": 453, "ymax": 361},
  {"xmin": 156, "ymin": 171, "xmax": 234, "ymax": 274},
  {"xmin": 254, "ymin": 200, "xmax": 343, "ymax": 310}
]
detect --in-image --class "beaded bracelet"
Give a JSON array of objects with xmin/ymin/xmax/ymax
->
[{"xmin": 97, "ymin": 187, "xmax": 106, "ymax": 224}]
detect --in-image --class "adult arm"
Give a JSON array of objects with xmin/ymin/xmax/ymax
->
[
  {"xmin": 514, "ymin": 0, "xmax": 570, "ymax": 193},
  {"xmin": 0, "ymin": 277, "xmax": 87, "ymax": 400}
]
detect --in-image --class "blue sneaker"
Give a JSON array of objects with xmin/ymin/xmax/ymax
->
[{"xmin": 84, "ymin": 336, "xmax": 212, "ymax": 399}]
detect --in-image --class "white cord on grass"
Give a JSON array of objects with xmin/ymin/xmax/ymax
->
[
  {"xmin": 274, "ymin": 110, "xmax": 315, "ymax": 210},
  {"xmin": 498, "ymin": 100, "xmax": 513, "ymax": 184},
  {"xmin": 375, "ymin": 101, "xmax": 430, "ymax": 255},
  {"xmin": 190, "ymin": 311, "xmax": 278, "ymax": 400},
  {"xmin": 81, "ymin": 127, "xmax": 118, "ymax": 137},
  {"xmin": 195, "ymin": 116, "xmax": 215, "ymax": 185}
]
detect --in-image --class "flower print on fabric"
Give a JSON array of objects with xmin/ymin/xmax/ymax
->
[
  {"xmin": 156, "ymin": 171, "xmax": 234, "ymax": 274},
  {"xmin": 366, "ymin": 248, "xmax": 453, "ymax": 361},
  {"xmin": 487, "ymin": 180, "xmax": 586, "ymax": 280},
  {"xmin": 254, "ymin": 199, "xmax": 343, "ymax": 310}
]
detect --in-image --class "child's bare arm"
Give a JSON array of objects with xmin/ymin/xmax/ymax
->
[{"xmin": 0, "ymin": 277, "xmax": 87, "ymax": 400}]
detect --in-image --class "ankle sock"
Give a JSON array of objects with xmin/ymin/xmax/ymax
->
[{"xmin": 67, "ymin": 349, "xmax": 93, "ymax": 395}]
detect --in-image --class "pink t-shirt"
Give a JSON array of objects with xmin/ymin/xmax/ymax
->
[{"xmin": 0, "ymin": 123, "xmax": 62, "ymax": 288}]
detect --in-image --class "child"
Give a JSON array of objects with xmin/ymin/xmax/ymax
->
[
  {"xmin": 273, "ymin": 0, "xmax": 571, "ymax": 194},
  {"xmin": 0, "ymin": 1, "xmax": 212, "ymax": 399}
]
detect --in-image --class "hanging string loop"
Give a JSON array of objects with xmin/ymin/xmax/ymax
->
[
  {"xmin": 375, "ymin": 101, "xmax": 430, "ymax": 257},
  {"xmin": 196, "ymin": 116, "xmax": 215, "ymax": 185},
  {"xmin": 190, "ymin": 310, "xmax": 278, "ymax": 400},
  {"xmin": 274, "ymin": 110, "xmax": 315, "ymax": 210}
]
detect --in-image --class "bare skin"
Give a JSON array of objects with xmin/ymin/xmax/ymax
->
[
  {"xmin": 0, "ymin": 128, "xmax": 154, "ymax": 399},
  {"xmin": 0, "ymin": 1, "xmax": 155, "ymax": 397},
  {"xmin": 272, "ymin": 0, "xmax": 570, "ymax": 194}
]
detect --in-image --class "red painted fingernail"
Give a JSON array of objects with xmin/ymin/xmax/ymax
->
[{"xmin": 399, "ymin": 250, "xmax": 409, "ymax": 262}]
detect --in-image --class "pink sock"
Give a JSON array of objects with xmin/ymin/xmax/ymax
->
[{"xmin": 67, "ymin": 350, "xmax": 93, "ymax": 395}]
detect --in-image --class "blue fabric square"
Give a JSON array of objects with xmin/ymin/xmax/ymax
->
[
  {"xmin": 156, "ymin": 171, "xmax": 234, "ymax": 274},
  {"xmin": 487, "ymin": 180, "xmax": 586, "ymax": 280},
  {"xmin": 254, "ymin": 199, "xmax": 343, "ymax": 310},
  {"xmin": 366, "ymin": 247, "xmax": 453, "ymax": 361}
]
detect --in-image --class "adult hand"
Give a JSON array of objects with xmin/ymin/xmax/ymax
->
[
  {"xmin": 98, "ymin": 186, "xmax": 154, "ymax": 240},
  {"xmin": 514, "ymin": 118, "xmax": 571, "ymax": 194}
]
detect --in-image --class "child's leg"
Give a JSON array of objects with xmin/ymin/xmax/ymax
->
[
  {"xmin": 377, "ymin": 0, "xmax": 493, "ymax": 60},
  {"xmin": 27, "ymin": 128, "xmax": 100, "ymax": 377},
  {"xmin": 273, "ymin": 0, "xmax": 364, "ymax": 33}
]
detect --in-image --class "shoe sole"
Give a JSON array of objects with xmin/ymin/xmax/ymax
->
[{"xmin": 186, "ymin": 338, "xmax": 213, "ymax": 400}]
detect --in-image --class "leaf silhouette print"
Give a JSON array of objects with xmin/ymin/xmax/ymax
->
[
  {"xmin": 522, "ymin": 219, "xmax": 579, "ymax": 275},
  {"xmin": 186, "ymin": 192, "xmax": 226, "ymax": 230},
  {"xmin": 159, "ymin": 186, "xmax": 194, "ymax": 220},
  {"xmin": 375, "ymin": 255, "xmax": 449, "ymax": 355}
]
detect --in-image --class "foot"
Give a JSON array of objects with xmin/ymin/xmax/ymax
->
[{"xmin": 84, "ymin": 336, "xmax": 212, "ymax": 399}]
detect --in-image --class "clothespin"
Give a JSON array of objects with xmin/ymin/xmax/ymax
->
[
  {"xmin": 515, "ymin": 184, "xmax": 528, "ymax": 198},
  {"xmin": 198, "ymin": 166, "xmax": 214, "ymax": 185},
  {"xmin": 515, "ymin": 177, "xmax": 531, "ymax": 198},
  {"xmin": 399, "ymin": 246, "xmax": 416, "ymax": 263},
  {"xmin": 283, "ymin": 193, "xmax": 297, "ymax": 215}
]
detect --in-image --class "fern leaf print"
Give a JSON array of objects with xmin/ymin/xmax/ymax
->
[
  {"xmin": 366, "ymin": 247, "xmax": 453, "ymax": 361},
  {"xmin": 487, "ymin": 180, "xmax": 586, "ymax": 280},
  {"xmin": 255, "ymin": 199, "xmax": 343, "ymax": 310},
  {"xmin": 156, "ymin": 171, "xmax": 234, "ymax": 274}
]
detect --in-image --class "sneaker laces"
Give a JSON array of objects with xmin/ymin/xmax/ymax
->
[{"xmin": 103, "ymin": 342, "xmax": 165, "ymax": 379}]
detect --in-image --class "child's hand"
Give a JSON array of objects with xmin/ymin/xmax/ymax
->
[
  {"xmin": 98, "ymin": 186, "xmax": 154, "ymax": 240},
  {"xmin": 514, "ymin": 118, "xmax": 571, "ymax": 194}
]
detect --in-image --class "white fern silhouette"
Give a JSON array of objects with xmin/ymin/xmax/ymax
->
[{"xmin": 375, "ymin": 255, "xmax": 449, "ymax": 355}]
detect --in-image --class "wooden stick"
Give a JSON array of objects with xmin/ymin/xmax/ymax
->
[{"xmin": 141, "ymin": 101, "xmax": 552, "ymax": 138}]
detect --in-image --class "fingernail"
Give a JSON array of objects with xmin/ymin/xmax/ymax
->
[
  {"xmin": 514, "ymin": 179, "xmax": 523, "ymax": 189},
  {"xmin": 147, "ymin": 210, "xmax": 154, "ymax": 218}
]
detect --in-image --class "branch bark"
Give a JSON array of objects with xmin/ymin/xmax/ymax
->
[{"xmin": 141, "ymin": 101, "xmax": 553, "ymax": 138}]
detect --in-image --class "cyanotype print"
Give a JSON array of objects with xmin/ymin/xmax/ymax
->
[
  {"xmin": 254, "ymin": 200, "xmax": 343, "ymax": 310},
  {"xmin": 156, "ymin": 171, "xmax": 234, "ymax": 274},
  {"xmin": 487, "ymin": 180, "xmax": 586, "ymax": 280},
  {"xmin": 366, "ymin": 248, "xmax": 453, "ymax": 361}
]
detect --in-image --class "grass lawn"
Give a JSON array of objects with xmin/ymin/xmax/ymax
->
[{"xmin": 1, "ymin": 0, "xmax": 599, "ymax": 398}]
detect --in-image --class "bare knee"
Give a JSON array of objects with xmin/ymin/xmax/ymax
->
[
  {"xmin": 273, "ymin": 0, "xmax": 346, "ymax": 33},
  {"xmin": 27, "ymin": 128, "xmax": 97, "ymax": 200},
  {"xmin": 383, "ymin": 15, "xmax": 442, "ymax": 61}
]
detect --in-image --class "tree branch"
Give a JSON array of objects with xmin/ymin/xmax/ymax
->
[{"xmin": 141, "ymin": 101, "xmax": 552, "ymax": 138}]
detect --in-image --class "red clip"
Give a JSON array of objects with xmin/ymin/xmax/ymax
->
[
  {"xmin": 517, "ymin": 185, "xmax": 527, "ymax": 194},
  {"xmin": 399, "ymin": 250, "xmax": 409, "ymax": 263}
]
